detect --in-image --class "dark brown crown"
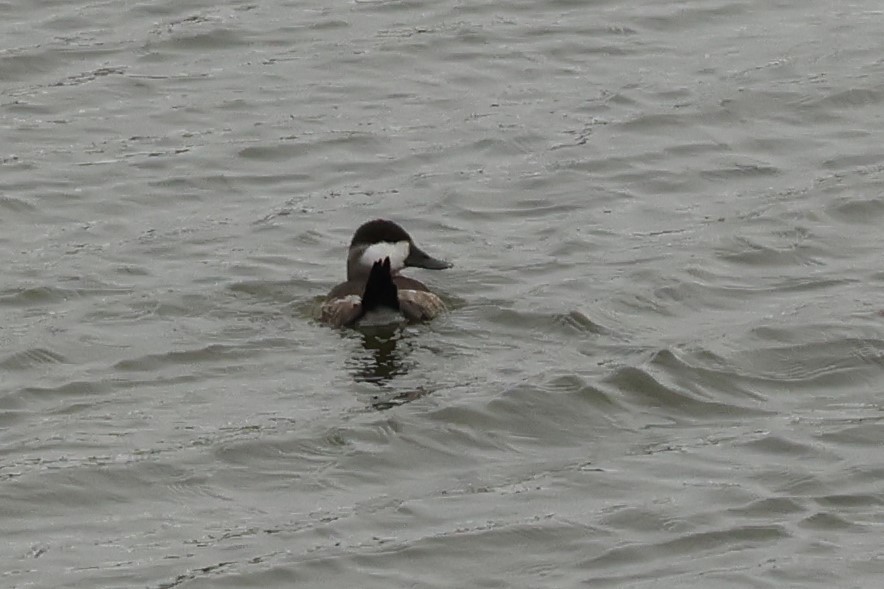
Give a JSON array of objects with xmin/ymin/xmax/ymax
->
[{"xmin": 349, "ymin": 219, "xmax": 412, "ymax": 247}]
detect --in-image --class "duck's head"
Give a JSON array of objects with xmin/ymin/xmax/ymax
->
[{"xmin": 346, "ymin": 219, "xmax": 451, "ymax": 280}]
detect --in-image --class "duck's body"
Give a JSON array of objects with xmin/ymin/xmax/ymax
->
[{"xmin": 320, "ymin": 220, "xmax": 450, "ymax": 328}]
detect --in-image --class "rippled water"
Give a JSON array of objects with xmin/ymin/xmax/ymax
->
[{"xmin": 3, "ymin": 0, "xmax": 884, "ymax": 587}]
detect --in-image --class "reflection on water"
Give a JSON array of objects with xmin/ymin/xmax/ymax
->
[
  {"xmin": 350, "ymin": 328, "xmax": 408, "ymax": 384},
  {"xmin": 348, "ymin": 328, "xmax": 431, "ymax": 410}
]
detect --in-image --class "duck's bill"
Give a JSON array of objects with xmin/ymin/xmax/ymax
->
[{"xmin": 405, "ymin": 245, "xmax": 452, "ymax": 270}]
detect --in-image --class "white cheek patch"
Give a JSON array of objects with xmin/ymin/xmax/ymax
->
[{"xmin": 360, "ymin": 241, "xmax": 410, "ymax": 272}]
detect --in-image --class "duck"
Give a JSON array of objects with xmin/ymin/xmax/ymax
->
[{"xmin": 320, "ymin": 219, "xmax": 451, "ymax": 328}]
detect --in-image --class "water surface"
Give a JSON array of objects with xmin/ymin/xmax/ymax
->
[{"xmin": 3, "ymin": 0, "xmax": 884, "ymax": 587}]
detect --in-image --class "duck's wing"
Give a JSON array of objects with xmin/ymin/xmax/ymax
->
[
  {"xmin": 320, "ymin": 295, "xmax": 363, "ymax": 328},
  {"xmin": 398, "ymin": 290, "xmax": 447, "ymax": 321}
]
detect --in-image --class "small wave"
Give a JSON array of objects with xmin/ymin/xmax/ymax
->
[
  {"xmin": 0, "ymin": 348, "xmax": 67, "ymax": 370},
  {"xmin": 113, "ymin": 344, "xmax": 257, "ymax": 372},
  {"xmin": 604, "ymin": 363, "xmax": 766, "ymax": 419},
  {"xmin": 827, "ymin": 196, "xmax": 884, "ymax": 224}
]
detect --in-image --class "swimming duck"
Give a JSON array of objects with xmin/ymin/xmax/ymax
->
[{"xmin": 320, "ymin": 219, "xmax": 451, "ymax": 328}]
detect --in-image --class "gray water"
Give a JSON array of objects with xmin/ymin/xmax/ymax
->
[{"xmin": 3, "ymin": 0, "xmax": 884, "ymax": 587}]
